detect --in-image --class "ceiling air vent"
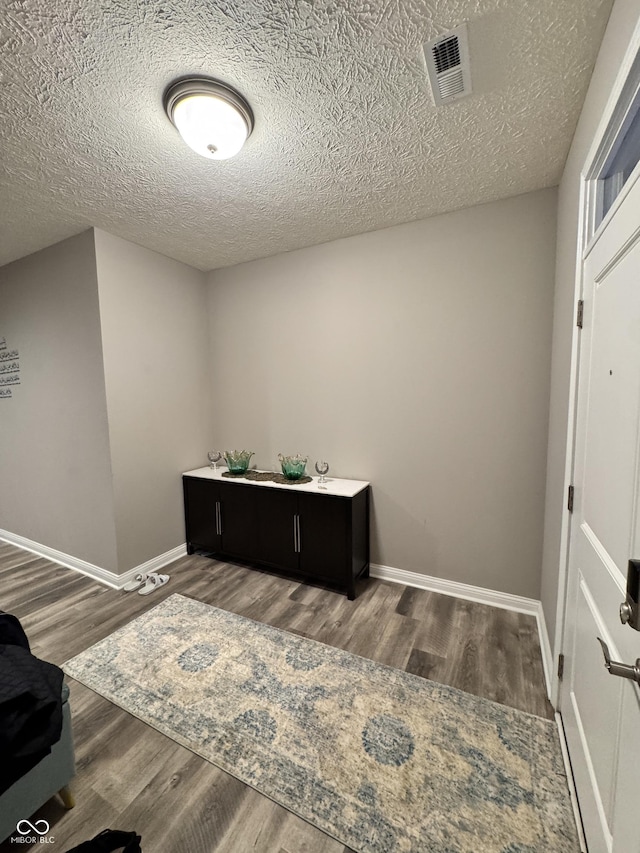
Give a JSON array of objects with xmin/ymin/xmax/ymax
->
[{"xmin": 423, "ymin": 24, "xmax": 472, "ymax": 106}]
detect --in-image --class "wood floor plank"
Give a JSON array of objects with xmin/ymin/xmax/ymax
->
[
  {"xmin": 118, "ymin": 753, "xmax": 248, "ymax": 853},
  {"xmin": 480, "ymin": 606, "xmax": 517, "ymax": 710},
  {"xmin": 0, "ymin": 545, "xmax": 554, "ymax": 852},
  {"xmin": 411, "ymin": 590, "xmax": 457, "ymax": 657},
  {"xmin": 371, "ymin": 612, "xmax": 420, "ymax": 670},
  {"xmin": 405, "ymin": 647, "xmax": 447, "ymax": 680},
  {"xmin": 517, "ymin": 611, "xmax": 555, "ymax": 719}
]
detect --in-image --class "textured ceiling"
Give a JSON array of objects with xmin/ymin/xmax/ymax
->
[{"xmin": 0, "ymin": 0, "xmax": 612, "ymax": 271}]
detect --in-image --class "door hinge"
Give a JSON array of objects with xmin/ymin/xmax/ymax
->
[
  {"xmin": 576, "ymin": 299, "xmax": 584, "ymax": 329},
  {"xmin": 567, "ymin": 485, "xmax": 574, "ymax": 513},
  {"xmin": 558, "ymin": 653, "xmax": 565, "ymax": 680}
]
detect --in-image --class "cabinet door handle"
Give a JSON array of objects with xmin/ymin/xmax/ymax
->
[
  {"xmin": 217, "ymin": 501, "xmax": 223, "ymax": 535},
  {"xmin": 296, "ymin": 514, "xmax": 301, "ymax": 553},
  {"xmin": 293, "ymin": 514, "xmax": 298, "ymax": 552}
]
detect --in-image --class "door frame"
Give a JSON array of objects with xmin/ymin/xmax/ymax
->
[{"xmin": 551, "ymin": 22, "xmax": 640, "ymax": 710}]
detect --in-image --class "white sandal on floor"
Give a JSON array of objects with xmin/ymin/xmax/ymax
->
[
  {"xmin": 123, "ymin": 573, "xmax": 147, "ymax": 592},
  {"xmin": 138, "ymin": 572, "xmax": 170, "ymax": 596}
]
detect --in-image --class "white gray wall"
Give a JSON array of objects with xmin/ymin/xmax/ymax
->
[
  {"xmin": 541, "ymin": 0, "xmax": 640, "ymax": 644},
  {"xmin": 207, "ymin": 188, "xmax": 557, "ymax": 599},
  {"xmin": 0, "ymin": 231, "xmax": 119, "ymax": 570},
  {"xmin": 94, "ymin": 230, "xmax": 213, "ymax": 573}
]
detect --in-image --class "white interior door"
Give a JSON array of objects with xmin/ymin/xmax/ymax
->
[{"xmin": 559, "ymin": 167, "xmax": 640, "ymax": 853}]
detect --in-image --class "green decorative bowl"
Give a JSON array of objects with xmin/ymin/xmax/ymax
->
[
  {"xmin": 223, "ymin": 449, "xmax": 254, "ymax": 474},
  {"xmin": 278, "ymin": 453, "xmax": 308, "ymax": 480}
]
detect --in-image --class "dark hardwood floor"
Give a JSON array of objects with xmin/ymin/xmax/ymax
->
[{"xmin": 0, "ymin": 542, "xmax": 553, "ymax": 852}]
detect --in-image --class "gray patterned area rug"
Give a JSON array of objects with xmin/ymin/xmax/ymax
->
[{"xmin": 63, "ymin": 594, "xmax": 579, "ymax": 853}]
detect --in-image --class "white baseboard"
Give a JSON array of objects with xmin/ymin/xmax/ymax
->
[
  {"xmin": 370, "ymin": 562, "xmax": 541, "ymax": 614},
  {"xmin": 370, "ymin": 562, "xmax": 554, "ymax": 701},
  {"xmin": 535, "ymin": 601, "xmax": 554, "ymax": 700},
  {"xmin": 130, "ymin": 545, "xmax": 187, "ymax": 584},
  {"xmin": 0, "ymin": 529, "xmax": 186, "ymax": 590}
]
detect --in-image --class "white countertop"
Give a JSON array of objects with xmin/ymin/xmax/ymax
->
[{"xmin": 183, "ymin": 467, "xmax": 369, "ymax": 498}]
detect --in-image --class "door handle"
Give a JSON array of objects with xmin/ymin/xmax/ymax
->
[
  {"xmin": 597, "ymin": 637, "xmax": 640, "ymax": 685},
  {"xmin": 296, "ymin": 514, "xmax": 301, "ymax": 553},
  {"xmin": 217, "ymin": 501, "xmax": 223, "ymax": 535}
]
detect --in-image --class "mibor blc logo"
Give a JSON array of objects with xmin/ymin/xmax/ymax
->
[{"xmin": 12, "ymin": 819, "xmax": 55, "ymax": 844}]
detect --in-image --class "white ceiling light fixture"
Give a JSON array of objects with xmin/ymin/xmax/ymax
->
[{"xmin": 164, "ymin": 77, "xmax": 254, "ymax": 161}]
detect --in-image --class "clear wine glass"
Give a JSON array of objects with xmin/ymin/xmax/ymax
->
[
  {"xmin": 315, "ymin": 460, "xmax": 329, "ymax": 487},
  {"xmin": 207, "ymin": 450, "xmax": 222, "ymax": 471}
]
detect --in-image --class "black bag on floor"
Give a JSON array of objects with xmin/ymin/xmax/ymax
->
[{"xmin": 65, "ymin": 829, "xmax": 142, "ymax": 852}]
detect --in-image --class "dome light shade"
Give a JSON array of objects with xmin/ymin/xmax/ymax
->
[{"xmin": 164, "ymin": 78, "xmax": 254, "ymax": 160}]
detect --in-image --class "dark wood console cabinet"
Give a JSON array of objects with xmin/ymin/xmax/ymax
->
[{"xmin": 183, "ymin": 469, "xmax": 370, "ymax": 599}]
